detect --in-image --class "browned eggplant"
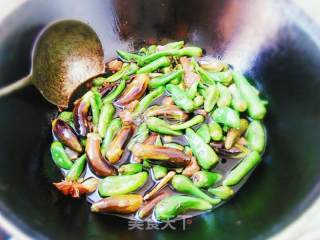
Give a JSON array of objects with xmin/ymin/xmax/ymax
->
[
  {"xmin": 106, "ymin": 124, "xmax": 135, "ymax": 163},
  {"xmin": 73, "ymin": 98, "xmax": 90, "ymax": 137},
  {"xmin": 107, "ymin": 59, "xmax": 123, "ymax": 72},
  {"xmin": 143, "ymin": 133, "xmax": 158, "ymax": 145},
  {"xmin": 132, "ymin": 133, "xmax": 158, "ymax": 163},
  {"xmin": 91, "ymin": 194, "xmax": 143, "ymax": 214},
  {"xmin": 144, "ymin": 105, "xmax": 189, "ymax": 121},
  {"xmin": 138, "ymin": 191, "xmax": 170, "ymax": 218},
  {"xmin": 132, "ymin": 143, "xmax": 191, "ymax": 167},
  {"xmin": 53, "ymin": 177, "xmax": 98, "ymax": 198},
  {"xmin": 99, "ymin": 81, "xmax": 118, "ymax": 96},
  {"xmin": 52, "ymin": 119, "xmax": 82, "ymax": 153},
  {"xmin": 115, "ymin": 74, "xmax": 149, "ymax": 106},
  {"xmin": 86, "ymin": 133, "xmax": 118, "ymax": 177},
  {"xmin": 180, "ymin": 56, "xmax": 200, "ymax": 88},
  {"xmin": 210, "ymin": 141, "xmax": 246, "ymax": 159}
]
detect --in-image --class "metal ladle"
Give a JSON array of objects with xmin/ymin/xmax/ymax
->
[{"xmin": 0, "ymin": 19, "xmax": 105, "ymax": 108}]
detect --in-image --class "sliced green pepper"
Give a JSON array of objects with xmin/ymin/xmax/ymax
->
[
  {"xmin": 171, "ymin": 115, "xmax": 204, "ymax": 130},
  {"xmin": 185, "ymin": 128, "xmax": 219, "ymax": 169},
  {"xmin": 98, "ymin": 103, "xmax": 115, "ymax": 138},
  {"xmin": 102, "ymin": 80, "xmax": 126, "ymax": 103},
  {"xmin": 171, "ymin": 175, "xmax": 221, "ymax": 205},
  {"xmin": 50, "ymin": 141, "xmax": 73, "ymax": 170},
  {"xmin": 101, "ymin": 118, "xmax": 122, "ymax": 156},
  {"xmin": 99, "ymin": 172, "xmax": 148, "ymax": 197},
  {"xmin": 133, "ymin": 86, "xmax": 165, "ymax": 116},
  {"xmin": 232, "ymin": 71, "xmax": 266, "ymax": 120},
  {"xmin": 245, "ymin": 120, "xmax": 266, "ymax": 153},
  {"xmin": 146, "ymin": 117, "xmax": 182, "ymax": 136},
  {"xmin": 66, "ymin": 154, "xmax": 87, "ymax": 181},
  {"xmin": 118, "ymin": 163, "xmax": 143, "ymax": 175},
  {"xmin": 136, "ymin": 57, "xmax": 171, "ymax": 74},
  {"xmin": 166, "ymin": 84, "xmax": 195, "ymax": 112},
  {"xmin": 155, "ymin": 195, "xmax": 212, "ymax": 221},
  {"xmin": 211, "ymin": 107, "xmax": 240, "ymax": 129},
  {"xmin": 196, "ymin": 124, "xmax": 211, "ymax": 143},
  {"xmin": 149, "ymin": 70, "xmax": 183, "ymax": 89},
  {"xmin": 223, "ymin": 151, "xmax": 261, "ymax": 186}
]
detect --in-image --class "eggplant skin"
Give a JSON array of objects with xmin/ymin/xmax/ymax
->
[
  {"xmin": 86, "ymin": 133, "xmax": 118, "ymax": 177},
  {"xmin": 52, "ymin": 119, "xmax": 83, "ymax": 153},
  {"xmin": 132, "ymin": 143, "xmax": 191, "ymax": 167},
  {"xmin": 91, "ymin": 194, "xmax": 143, "ymax": 214},
  {"xmin": 73, "ymin": 99, "xmax": 90, "ymax": 137}
]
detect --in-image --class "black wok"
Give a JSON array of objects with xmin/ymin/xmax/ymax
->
[{"xmin": 0, "ymin": 0, "xmax": 320, "ymax": 239}]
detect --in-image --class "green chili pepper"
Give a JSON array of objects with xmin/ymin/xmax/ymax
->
[
  {"xmin": 178, "ymin": 47, "xmax": 202, "ymax": 57},
  {"xmin": 101, "ymin": 118, "xmax": 122, "ymax": 156},
  {"xmin": 81, "ymin": 138, "xmax": 87, "ymax": 147},
  {"xmin": 139, "ymin": 47, "xmax": 148, "ymax": 55},
  {"xmin": 229, "ymin": 84, "xmax": 248, "ymax": 112},
  {"xmin": 166, "ymin": 84, "xmax": 195, "ymax": 112},
  {"xmin": 208, "ymin": 186, "xmax": 234, "ymax": 200},
  {"xmin": 211, "ymin": 107, "xmax": 240, "ymax": 129},
  {"xmin": 146, "ymin": 117, "xmax": 182, "ymax": 136},
  {"xmin": 186, "ymin": 81, "xmax": 199, "ymax": 100},
  {"xmin": 195, "ymin": 62, "xmax": 232, "ymax": 86},
  {"xmin": 170, "ymin": 77, "xmax": 181, "ymax": 85},
  {"xmin": 163, "ymin": 41, "xmax": 184, "ymax": 49},
  {"xmin": 133, "ymin": 86, "xmax": 165, "ymax": 116},
  {"xmin": 163, "ymin": 143, "xmax": 184, "ymax": 151},
  {"xmin": 185, "ymin": 128, "xmax": 219, "ymax": 169},
  {"xmin": 136, "ymin": 57, "xmax": 171, "ymax": 74},
  {"xmin": 196, "ymin": 124, "xmax": 211, "ymax": 143},
  {"xmin": 98, "ymin": 103, "xmax": 115, "ymax": 138},
  {"xmin": 99, "ymin": 172, "xmax": 148, "ymax": 197},
  {"xmin": 162, "ymin": 66, "xmax": 172, "ymax": 74},
  {"xmin": 155, "ymin": 135, "xmax": 162, "ymax": 146},
  {"xmin": 207, "ymin": 71, "xmax": 233, "ymax": 85},
  {"xmin": 217, "ymin": 83, "xmax": 232, "ymax": 107},
  {"xmin": 138, "ymin": 47, "xmax": 201, "ymax": 66},
  {"xmin": 171, "ymin": 175, "xmax": 221, "ymax": 205},
  {"xmin": 149, "ymin": 70, "xmax": 183, "ymax": 89},
  {"xmin": 102, "ymin": 80, "xmax": 126, "ymax": 103},
  {"xmin": 58, "ymin": 111, "xmax": 74, "ymax": 125},
  {"xmin": 50, "ymin": 141, "xmax": 73, "ymax": 170},
  {"xmin": 118, "ymin": 163, "xmax": 143, "ymax": 175},
  {"xmin": 147, "ymin": 45, "xmax": 157, "ymax": 55},
  {"xmin": 208, "ymin": 121, "xmax": 223, "ymax": 141},
  {"xmin": 152, "ymin": 165, "xmax": 168, "ymax": 180},
  {"xmin": 127, "ymin": 123, "xmax": 149, "ymax": 151},
  {"xmin": 204, "ymin": 85, "xmax": 219, "ymax": 112},
  {"xmin": 171, "ymin": 115, "xmax": 204, "ymax": 130},
  {"xmin": 90, "ymin": 89, "xmax": 103, "ymax": 126},
  {"xmin": 155, "ymin": 195, "xmax": 212, "ymax": 221},
  {"xmin": 193, "ymin": 95, "xmax": 204, "ymax": 108},
  {"xmin": 117, "ymin": 50, "xmax": 142, "ymax": 62},
  {"xmin": 142, "ymin": 160, "xmax": 152, "ymax": 169},
  {"xmin": 245, "ymin": 120, "xmax": 266, "ymax": 153},
  {"xmin": 66, "ymin": 154, "xmax": 87, "ymax": 181},
  {"xmin": 232, "ymin": 71, "xmax": 266, "ymax": 120},
  {"xmin": 138, "ymin": 49, "xmax": 179, "ymax": 66},
  {"xmin": 223, "ymin": 151, "xmax": 261, "ymax": 186},
  {"xmin": 95, "ymin": 63, "xmax": 139, "ymax": 86},
  {"xmin": 192, "ymin": 171, "xmax": 222, "ymax": 188}
]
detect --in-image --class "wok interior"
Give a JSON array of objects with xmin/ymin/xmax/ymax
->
[{"xmin": 0, "ymin": 0, "xmax": 320, "ymax": 239}]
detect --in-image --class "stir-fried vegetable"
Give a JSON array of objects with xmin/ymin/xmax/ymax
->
[{"xmin": 49, "ymin": 40, "xmax": 268, "ymax": 223}]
